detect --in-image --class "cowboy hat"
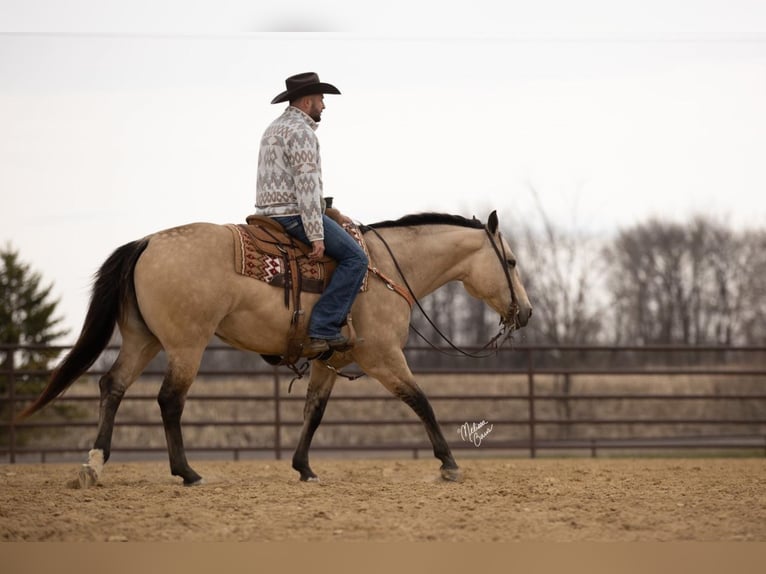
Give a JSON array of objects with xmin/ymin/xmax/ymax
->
[{"xmin": 271, "ymin": 72, "xmax": 341, "ymax": 104}]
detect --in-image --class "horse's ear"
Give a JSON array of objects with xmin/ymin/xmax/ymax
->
[{"xmin": 487, "ymin": 210, "xmax": 499, "ymax": 234}]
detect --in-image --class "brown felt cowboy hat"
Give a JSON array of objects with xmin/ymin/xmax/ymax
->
[{"xmin": 271, "ymin": 72, "xmax": 341, "ymax": 104}]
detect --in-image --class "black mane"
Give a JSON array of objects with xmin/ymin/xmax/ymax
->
[{"xmin": 365, "ymin": 212, "xmax": 485, "ymax": 230}]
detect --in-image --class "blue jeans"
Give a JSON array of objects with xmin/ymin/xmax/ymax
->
[{"xmin": 274, "ymin": 214, "xmax": 369, "ymax": 339}]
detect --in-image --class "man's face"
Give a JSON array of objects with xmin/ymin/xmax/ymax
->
[{"xmin": 306, "ymin": 94, "xmax": 326, "ymax": 122}]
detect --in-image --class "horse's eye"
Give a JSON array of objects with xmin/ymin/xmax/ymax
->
[{"xmin": 507, "ymin": 258, "xmax": 517, "ymax": 268}]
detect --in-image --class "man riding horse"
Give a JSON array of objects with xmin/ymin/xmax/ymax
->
[
  {"xmin": 255, "ymin": 72, "xmax": 368, "ymax": 356},
  {"xmin": 17, "ymin": 74, "xmax": 532, "ymax": 488}
]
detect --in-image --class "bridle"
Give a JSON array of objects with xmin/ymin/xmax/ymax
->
[
  {"xmin": 364, "ymin": 222, "xmax": 521, "ymax": 359},
  {"xmin": 483, "ymin": 226, "xmax": 521, "ymax": 329}
]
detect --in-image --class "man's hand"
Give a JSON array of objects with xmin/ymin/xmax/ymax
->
[
  {"xmin": 310, "ymin": 240, "xmax": 325, "ymax": 260},
  {"xmin": 326, "ymin": 207, "xmax": 354, "ymax": 227}
]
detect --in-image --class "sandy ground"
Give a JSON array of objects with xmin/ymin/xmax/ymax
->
[{"xmin": 1, "ymin": 457, "xmax": 764, "ymax": 542}]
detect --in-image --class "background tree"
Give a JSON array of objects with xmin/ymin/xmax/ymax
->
[
  {"xmin": 735, "ymin": 229, "xmax": 766, "ymax": 344},
  {"xmin": 496, "ymin": 190, "xmax": 609, "ymax": 433},
  {"xmin": 1, "ymin": 244, "xmax": 68, "ymax": 430},
  {"xmin": 602, "ymin": 217, "xmax": 762, "ymax": 346},
  {"xmin": 507, "ymin": 188, "xmax": 607, "ymax": 346}
]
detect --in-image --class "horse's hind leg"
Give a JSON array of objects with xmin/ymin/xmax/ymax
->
[
  {"xmin": 292, "ymin": 366, "xmax": 338, "ymax": 481},
  {"xmin": 157, "ymin": 350, "xmax": 205, "ymax": 486},
  {"xmin": 79, "ymin": 328, "xmax": 161, "ymax": 488}
]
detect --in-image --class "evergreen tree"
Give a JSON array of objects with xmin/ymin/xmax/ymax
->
[{"xmin": 1, "ymin": 245, "xmax": 68, "ymax": 430}]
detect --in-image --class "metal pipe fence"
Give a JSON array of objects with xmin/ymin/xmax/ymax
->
[{"xmin": 2, "ymin": 344, "xmax": 765, "ymax": 463}]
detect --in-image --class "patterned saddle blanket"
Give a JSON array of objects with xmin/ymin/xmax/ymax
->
[{"xmin": 227, "ymin": 215, "xmax": 369, "ymax": 296}]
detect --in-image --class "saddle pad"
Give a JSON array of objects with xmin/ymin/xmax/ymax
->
[{"xmin": 227, "ymin": 222, "xmax": 369, "ymax": 292}]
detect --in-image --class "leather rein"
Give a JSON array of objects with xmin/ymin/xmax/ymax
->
[{"xmin": 363, "ymin": 223, "xmax": 520, "ymax": 359}]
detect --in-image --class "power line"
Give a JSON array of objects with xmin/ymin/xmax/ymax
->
[{"xmin": 1, "ymin": 31, "xmax": 765, "ymax": 43}]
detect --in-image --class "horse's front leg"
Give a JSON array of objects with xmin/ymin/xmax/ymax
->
[
  {"xmin": 292, "ymin": 365, "xmax": 338, "ymax": 482},
  {"xmin": 393, "ymin": 383, "xmax": 461, "ymax": 482},
  {"xmin": 361, "ymin": 347, "xmax": 461, "ymax": 481}
]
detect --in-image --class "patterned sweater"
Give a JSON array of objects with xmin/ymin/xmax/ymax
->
[{"xmin": 255, "ymin": 106, "xmax": 325, "ymax": 241}]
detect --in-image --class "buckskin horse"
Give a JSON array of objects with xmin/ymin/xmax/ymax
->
[{"xmin": 18, "ymin": 211, "xmax": 532, "ymax": 486}]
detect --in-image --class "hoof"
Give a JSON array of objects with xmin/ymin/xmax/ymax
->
[
  {"xmin": 183, "ymin": 477, "xmax": 205, "ymax": 487},
  {"xmin": 295, "ymin": 464, "xmax": 319, "ymax": 482},
  {"xmin": 78, "ymin": 464, "xmax": 99, "ymax": 489},
  {"xmin": 299, "ymin": 471, "xmax": 320, "ymax": 482},
  {"xmin": 440, "ymin": 467, "xmax": 463, "ymax": 483}
]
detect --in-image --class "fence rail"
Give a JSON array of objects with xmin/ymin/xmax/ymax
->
[{"xmin": 2, "ymin": 344, "xmax": 765, "ymax": 463}]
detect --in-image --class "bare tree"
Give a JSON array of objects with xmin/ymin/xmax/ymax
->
[
  {"xmin": 603, "ymin": 216, "xmax": 764, "ymax": 345},
  {"xmin": 500, "ymin": 187, "xmax": 608, "ymax": 434},
  {"xmin": 731, "ymin": 229, "xmax": 766, "ymax": 344},
  {"xmin": 507, "ymin": 187, "xmax": 607, "ymax": 346}
]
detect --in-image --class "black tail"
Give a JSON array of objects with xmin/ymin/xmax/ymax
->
[{"xmin": 16, "ymin": 238, "xmax": 150, "ymax": 420}]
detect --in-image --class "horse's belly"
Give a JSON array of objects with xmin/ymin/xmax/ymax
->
[{"xmin": 134, "ymin": 222, "xmax": 319, "ymax": 354}]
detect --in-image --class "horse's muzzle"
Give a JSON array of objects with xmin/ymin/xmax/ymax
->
[
  {"xmin": 505, "ymin": 303, "xmax": 532, "ymax": 329},
  {"xmin": 517, "ymin": 305, "xmax": 532, "ymax": 328}
]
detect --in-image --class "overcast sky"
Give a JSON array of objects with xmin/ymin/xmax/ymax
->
[{"xmin": 2, "ymin": 0, "xmax": 765, "ymax": 342}]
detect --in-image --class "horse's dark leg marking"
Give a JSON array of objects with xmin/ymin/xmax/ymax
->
[
  {"xmin": 157, "ymin": 373, "xmax": 202, "ymax": 486},
  {"xmin": 394, "ymin": 385, "xmax": 460, "ymax": 480},
  {"xmin": 292, "ymin": 370, "xmax": 337, "ymax": 481},
  {"xmin": 92, "ymin": 372, "xmax": 126, "ymax": 463},
  {"xmin": 79, "ymin": 335, "xmax": 160, "ymax": 488},
  {"xmin": 78, "ymin": 371, "xmax": 127, "ymax": 487}
]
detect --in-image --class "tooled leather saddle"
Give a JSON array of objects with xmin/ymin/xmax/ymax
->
[{"xmin": 226, "ymin": 214, "xmax": 369, "ymax": 366}]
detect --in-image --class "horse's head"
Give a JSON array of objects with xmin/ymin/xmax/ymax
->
[{"xmin": 463, "ymin": 211, "xmax": 532, "ymax": 331}]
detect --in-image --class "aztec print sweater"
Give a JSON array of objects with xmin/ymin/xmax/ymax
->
[{"xmin": 255, "ymin": 106, "xmax": 325, "ymax": 242}]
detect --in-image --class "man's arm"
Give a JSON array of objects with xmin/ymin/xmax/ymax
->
[{"xmin": 288, "ymin": 129, "xmax": 325, "ymax": 242}]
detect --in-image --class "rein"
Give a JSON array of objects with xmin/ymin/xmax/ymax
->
[
  {"xmin": 288, "ymin": 218, "xmax": 518, "ymax": 389},
  {"xmin": 363, "ymin": 224, "xmax": 517, "ymax": 359}
]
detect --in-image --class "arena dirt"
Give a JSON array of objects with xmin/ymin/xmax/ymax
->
[{"xmin": 1, "ymin": 458, "xmax": 764, "ymax": 542}]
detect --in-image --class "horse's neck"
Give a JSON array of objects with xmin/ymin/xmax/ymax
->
[{"xmin": 378, "ymin": 226, "xmax": 484, "ymax": 298}]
